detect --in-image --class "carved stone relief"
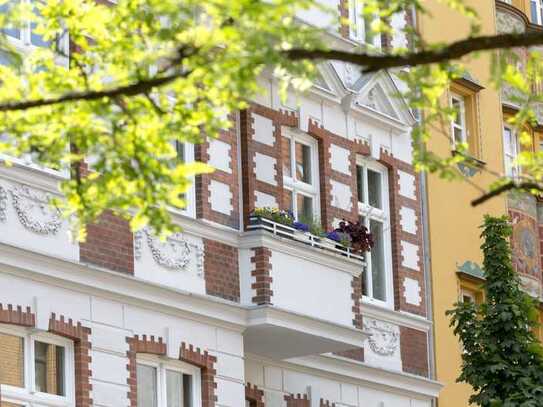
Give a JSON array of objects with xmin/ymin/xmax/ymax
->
[
  {"xmin": 363, "ymin": 318, "xmax": 400, "ymax": 357},
  {"xmin": 135, "ymin": 228, "xmax": 204, "ymax": 276},
  {"xmin": 9, "ymin": 184, "xmax": 62, "ymax": 235}
]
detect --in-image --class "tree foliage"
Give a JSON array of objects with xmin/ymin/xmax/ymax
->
[
  {"xmin": 1, "ymin": 0, "xmax": 543, "ymax": 238},
  {"xmin": 447, "ymin": 216, "xmax": 543, "ymax": 406}
]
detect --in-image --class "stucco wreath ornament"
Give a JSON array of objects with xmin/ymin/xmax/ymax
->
[{"xmin": 10, "ymin": 184, "xmax": 62, "ymax": 234}]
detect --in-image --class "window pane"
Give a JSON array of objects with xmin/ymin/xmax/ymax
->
[
  {"xmin": 370, "ymin": 220, "xmax": 386, "ymax": 301},
  {"xmin": 452, "ymin": 98, "xmax": 462, "ymax": 125},
  {"xmin": 166, "ymin": 370, "xmax": 183, "ymax": 407},
  {"xmin": 296, "ymin": 194, "xmax": 313, "ymax": 221},
  {"xmin": 282, "ymin": 137, "xmax": 291, "ymax": 177},
  {"xmin": 295, "ymin": 142, "xmax": 312, "ymax": 184},
  {"xmin": 183, "ymin": 374, "xmax": 192, "ymax": 407},
  {"xmin": 31, "ymin": 3, "xmax": 51, "ymax": 48},
  {"xmin": 0, "ymin": 0, "xmax": 21, "ymax": 39},
  {"xmin": 367, "ymin": 170, "xmax": 382, "ymax": 209},
  {"xmin": 453, "ymin": 127, "xmax": 464, "ymax": 145},
  {"xmin": 0, "ymin": 333, "xmax": 24, "ymax": 388},
  {"xmin": 137, "ymin": 364, "xmax": 157, "ymax": 407},
  {"xmin": 532, "ymin": 1, "xmax": 539, "ymax": 23},
  {"xmin": 34, "ymin": 341, "xmax": 65, "ymax": 396},
  {"xmin": 356, "ymin": 165, "xmax": 364, "ymax": 203}
]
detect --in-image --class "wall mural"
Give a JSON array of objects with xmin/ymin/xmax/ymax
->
[{"xmin": 511, "ymin": 214, "xmax": 540, "ymax": 278}]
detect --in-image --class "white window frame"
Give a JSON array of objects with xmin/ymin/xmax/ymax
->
[
  {"xmin": 169, "ymin": 140, "xmax": 196, "ymax": 219},
  {"xmin": 503, "ymin": 125, "xmax": 520, "ymax": 178},
  {"xmin": 357, "ymin": 158, "xmax": 394, "ymax": 308},
  {"xmin": 1, "ymin": 0, "xmax": 69, "ymax": 65},
  {"xmin": 450, "ymin": 93, "xmax": 467, "ymax": 149},
  {"xmin": 532, "ymin": 0, "xmax": 543, "ymax": 25},
  {"xmin": 0, "ymin": 324, "xmax": 76, "ymax": 407},
  {"xmin": 282, "ymin": 128, "xmax": 320, "ymax": 222},
  {"xmin": 349, "ymin": 0, "xmax": 381, "ymax": 48},
  {"xmin": 136, "ymin": 354, "xmax": 202, "ymax": 407}
]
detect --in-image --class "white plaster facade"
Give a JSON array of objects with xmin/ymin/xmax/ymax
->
[{"xmin": 0, "ymin": 3, "xmax": 441, "ymax": 407}]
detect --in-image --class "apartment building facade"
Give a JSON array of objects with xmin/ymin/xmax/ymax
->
[
  {"xmin": 421, "ymin": 1, "xmax": 543, "ymax": 406},
  {"xmin": 0, "ymin": 2, "xmax": 442, "ymax": 407}
]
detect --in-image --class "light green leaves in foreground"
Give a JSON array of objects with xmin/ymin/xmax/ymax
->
[{"xmin": 0, "ymin": 0, "xmax": 319, "ymax": 240}]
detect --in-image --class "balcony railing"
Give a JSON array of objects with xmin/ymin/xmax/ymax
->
[{"xmin": 247, "ymin": 216, "xmax": 365, "ymax": 263}]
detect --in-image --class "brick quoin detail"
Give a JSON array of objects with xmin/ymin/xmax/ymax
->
[
  {"xmin": 179, "ymin": 343, "xmax": 217, "ymax": 407},
  {"xmin": 80, "ymin": 210, "xmax": 134, "ymax": 274},
  {"xmin": 251, "ymin": 247, "xmax": 273, "ymax": 305},
  {"xmin": 380, "ymin": 150, "xmax": 426, "ymax": 317},
  {"xmin": 338, "ymin": 0, "xmax": 349, "ymax": 38},
  {"xmin": 240, "ymin": 104, "xmax": 298, "ymax": 228},
  {"xmin": 285, "ymin": 393, "xmax": 310, "ymax": 407},
  {"xmin": 351, "ymin": 275, "xmax": 363, "ymax": 329},
  {"xmin": 400, "ymin": 326, "xmax": 429, "ymax": 377},
  {"xmin": 126, "ymin": 335, "xmax": 167, "ymax": 407},
  {"xmin": 195, "ymin": 113, "xmax": 240, "ymax": 229},
  {"xmin": 0, "ymin": 304, "xmax": 35, "ymax": 327},
  {"xmin": 245, "ymin": 383, "xmax": 265, "ymax": 407},
  {"xmin": 49, "ymin": 314, "xmax": 93, "ymax": 407},
  {"xmin": 204, "ymin": 239, "xmax": 240, "ymax": 302}
]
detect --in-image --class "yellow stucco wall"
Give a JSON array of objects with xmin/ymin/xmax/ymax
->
[{"xmin": 419, "ymin": 1, "xmax": 508, "ymax": 406}]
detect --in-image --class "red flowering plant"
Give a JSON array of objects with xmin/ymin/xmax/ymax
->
[{"xmin": 327, "ymin": 220, "xmax": 374, "ymax": 253}]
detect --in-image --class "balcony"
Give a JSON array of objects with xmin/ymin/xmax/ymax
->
[
  {"xmin": 240, "ymin": 217, "xmax": 367, "ymax": 358},
  {"xmin": 246, "ymin": 216, "xmax": 365, "ymax": 263}
]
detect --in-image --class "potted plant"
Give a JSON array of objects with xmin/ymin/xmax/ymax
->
[
  {"xmin": 327, "ymin": 220, "xmax": 373, "ymax": 256},
  {"xmin": 249, "ymin": 207, "xmax": 295, "ymax": 236}
]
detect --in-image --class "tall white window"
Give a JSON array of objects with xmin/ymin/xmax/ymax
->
[
  {"xmin": 0, "ymin": 325, "xmax": 75, "ymax": 407},
  {"xmin": 174, "ymin": 141, "xmax": 196, "ymax": 218},
  {"xmin": 136, "ymin": 355, "xmax": 201, "ymax": 407},
  {"xmin": 0, "ymin": 0, "xmax": 69, "ymax": 65},
  {"xmin": 282, "ymin": 130, "xmax": 319, "ymax": 222},
  {"xmin": 450, "ymin": 93, "xmax": 467, "ymax": 149},
  {"xmin": 356, "ymin": 159, "xmax": 393, "ymax": 307},
  {"xmin": 503, "ymin": 126, "xmax": 520, "ymax": 178},
  {"xmin": 349, "ymin": 0, "xmax": 381, "ymax": 48},
  {"xmin": 532, "ymin": 0, "xmax": 543, "ymax": 25}
]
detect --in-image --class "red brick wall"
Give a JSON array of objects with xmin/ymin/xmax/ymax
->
[
  {"xmin": 333, "ymin": 347, "xmax": 364, "ymax": 362},
  {"xmin": 195, "ymin": 115, "xmax": 240, "ymax": 229},
  {"xmin": 400, "ymin": 326, "xmax": 429, "ymax": 377},
  {"xmin": 204, "ymin": 239, "xmax": 240, "ymax": 302},
  {"xmin": 80, "ymin": 210, "xmax": 134, "ymax": 274},
  {"xmin": 251, "ymin": 247, "xmax": 273, "ymax": 305},
  {"xmin": 179, "ymin": 343, "xmax": 217, "ymax": 407}
]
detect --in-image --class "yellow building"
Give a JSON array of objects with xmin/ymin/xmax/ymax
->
[{"xmin": 419, "ymin": 1, "xmax": 543, "ymax": 406}]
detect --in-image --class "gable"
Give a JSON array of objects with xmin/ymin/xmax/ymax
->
[{"xmin": 357, "ymin": 83, "xmax": 399, "ymax": 119}]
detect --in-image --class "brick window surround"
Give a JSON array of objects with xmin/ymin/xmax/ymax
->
[
  {"xmin": 285, "ymin": 393, "xmax": 310, "ymax": 407},
  {"xmin": 0, "ymin": 305, "xmax": 93, "ymax": 407},
  {"xmin": 179, "ymin": 342, "xmax": 217, "ymax": 407},
  {"xmin": 245, "ymin": 383, "xmax": 265, "ymax": 407},
  {"xmin": 126, "ymin": 334, "xmax": 167, "ymax": 407},
  {"xmin": 126, "ymin": 337, "xmax": 217, "ymax": 407}
]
